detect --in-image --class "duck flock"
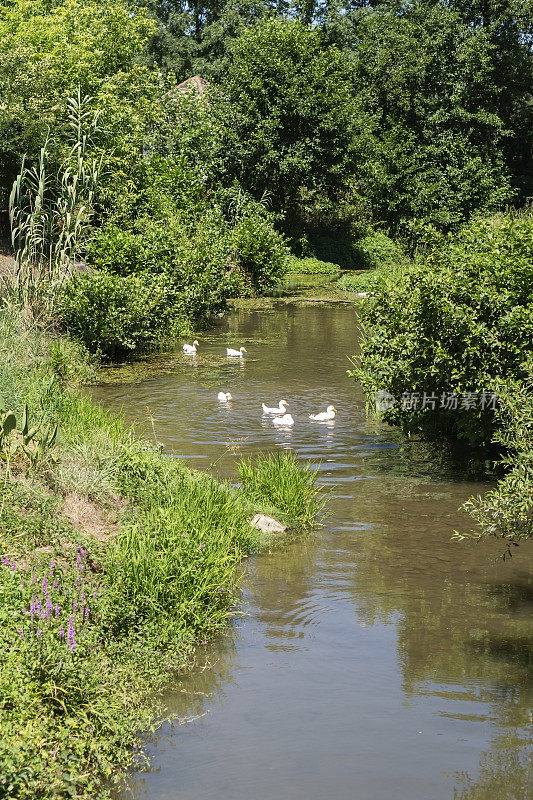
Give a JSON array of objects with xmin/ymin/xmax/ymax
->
[{"xmin": 183, "ymin": 340, "xmax": 337, "ymax": 429}]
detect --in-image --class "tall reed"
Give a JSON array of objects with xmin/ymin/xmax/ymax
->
[{"xmin": 8, "ymin": 90, "xmax": 101, "ymax": 320}]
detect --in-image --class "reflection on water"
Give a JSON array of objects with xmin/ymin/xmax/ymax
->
[{"xmin": 91, "ymin": 304, "xmax": 532, "ymax": 800}]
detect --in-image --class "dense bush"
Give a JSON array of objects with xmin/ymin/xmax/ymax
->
[
  {"xmin": 352, "ymin": 232, "xmax": 406, "ymax": 270},
  {"xmin": 60, "ymin": 271, "xmax": 188, "ymax": 359},
  {"xmin": 89, "ymin": 214, "xmax": 243, "ymax": 314},
  {"xmin": 351, "ymin": 213, "xmax": 533, "ymax": 447},
  {"xmin": 85, "ymin": 225, "xmax": 143, "ymax": 276},
  {"xmin": 77, "ymin": 204, "xmax": 288, "ymax": 357},
  {"xmin": 337, "ymin": 234, "xmax": 407, "ymax": 291},
  {"xmin": 227, "ymin": 212, "xmax": 288, "ymax": 293}
]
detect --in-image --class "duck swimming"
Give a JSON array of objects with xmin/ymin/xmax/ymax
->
[
  {"xmin": 227, "ymin": 346, "xmax": 247, "ymax": 357},
  {"xmin": 183, "ymin": 340, "xmax": 199, "ymax": 354},
  {"xmin": 309, "ymin": 405, "xmax": 337, "ymax": 422},
  {"xmin": 262, "ymin": 399, "xmax": 289, "ymax": 415},
  {"xmin": 272, "ymin": 413, "xmax": 294, "ymax": 427}
]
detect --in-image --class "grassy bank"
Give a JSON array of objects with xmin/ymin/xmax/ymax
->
[
  {"xmin": 0, "ymin": 310, "xmax": 321, "ymax": 799},
  {"xmin": 285, "ymin": 255, "xmax": 341, "ymax": 276},
  {"xmin": 337, "ymin": 263, "xmax": 404, "ymax": 294}
]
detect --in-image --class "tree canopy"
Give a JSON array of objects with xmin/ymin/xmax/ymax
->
[{"xmin": 0, "ymin": 0, "xmax": 531, "ymax": 237}]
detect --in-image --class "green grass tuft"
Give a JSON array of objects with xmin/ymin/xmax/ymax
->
[{"xmin": 238, "ymin": 450, "xmax": 323, "ymax": 528}]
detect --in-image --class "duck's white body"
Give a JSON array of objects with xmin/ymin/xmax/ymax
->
[
  {"xmin": 183, "ymin": 339, "xmax": 199, "ymax": 354},
  {"xmin": 272, "ymin": 413, "xmax": 294, "ymax": 427},
  {"xmin": 262, "ymin": 400, "xmax": 289, "ymax": 415},
  {"xmin": 309, "ymin": 405, "xmax": 337, "ymax": 422},
  {"xmin": 218, "ymin": 391, "xmax": 232, "ymax": 402},
  {"xmin": 227, "ymin": 346, "xmax": 247, "ymax": 357}
]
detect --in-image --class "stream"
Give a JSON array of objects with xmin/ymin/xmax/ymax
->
[{"xmin": 91, "ymin": 301, "xmax": 532, "ymax": 800}]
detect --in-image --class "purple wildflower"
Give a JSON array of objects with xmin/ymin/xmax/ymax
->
[
  {"xmin": 84, "ymin": 606, "xmax": 89, "ymax": 621},
  {"xmin": 72, "ymin": 600, "xmax": 78, "ymax": 612},
  {"xmin": 67, "ymin": 616, "xmax": 76, "ymax": 652},
  {"xmin": 49, "ymin": 559, "xmax": 56, "ymax": 572},
  {"xmin": 55, "ymin": 605, "xmax": 60, "ymax": 618},
  {"xmin": 59, "ymin": 626, "xmax": 65, "ymax": 640},
  {"xmin": 11, "ymin": 563, "xmax": 16, "ymax": 571},
  {"xmin": 42, "ymin": 576, "xmax": 48, "ymax": 593},
  {"xmin": 36, "ymin": 630, "xmax": 41, "ymax": 639},
  {"xmin": 31, "ymin": 574, "xmax": 36, "ymax": 585},
  {"xmin": 52, "ymin": 580, "xmax": 58, "ymax": 589}
]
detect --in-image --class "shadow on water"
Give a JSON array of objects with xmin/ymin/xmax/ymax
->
[{"xmin": 91, "ymin": 304, "xmax": 532, "ymax": 800}]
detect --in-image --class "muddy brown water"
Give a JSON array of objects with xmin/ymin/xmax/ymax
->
[{"xmin": 91, "ymin": 303, "xmax": 532, "ymax": 800}]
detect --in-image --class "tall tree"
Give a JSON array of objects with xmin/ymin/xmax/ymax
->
[
  {"xmin": 341, "ymin": 1, "xmax": 516, "ymax": 231},
  {"xmin": 216, "ymin": 19, "xmax": 370, "ymax": 229},
  {"xmin": 0, "ymin": 0, "xmax": 156, "ymax": 205}
]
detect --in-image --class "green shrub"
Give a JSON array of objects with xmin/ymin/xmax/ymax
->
[
  {"xmin": 459, "ymin": 367, "xmax": 533, "ymax": 550},
  {"xmin": 350, "ymin": 213, "xmax": 533, "ymax": 447},
  {"xmin": 86, "ymin": 225, "xmax": 144, "ymax": 276},
  {"xmin": 163, "ymin": 216, "xmax": 244, "ymax": 318},
  {"xmin": 352, "ymin": 232, "xmax": 406, "ymax": 270},
  {"xmin": 83, "ymin": 206, "xmax": 288, "ymax": 346},
  {"xmin": 337, "ymin": 272, "xmax": 368, "ymax": 292},
  {"xmin": 60, "ymin": 271, "xmax": 188, "ymax": 359},
  {"xmin": 301, "ymin": 230, "xmax": 405, "ymax": 271},
  {"xmin": 286, "ymin": 255, "xmax": 341, "ymax": 275},
  {"xmin": 229, "ymin": 213, "xmax": 289, "ymax": 294}
]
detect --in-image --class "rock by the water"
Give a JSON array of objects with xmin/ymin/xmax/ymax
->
[{"xmin": 249, "ymin": 514, "xmax": 286, "ymax": 533}]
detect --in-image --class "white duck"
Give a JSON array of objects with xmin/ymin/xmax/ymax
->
[
  {"xmin": 272, "ymin": 413, "xmax": 294, "ymax": 427},
  {"xmin": 262, "ymin": 399, "xmax": 289, "ymax": 415},
  {"xmin": 309, "ymin": 405, "xmax": 337, "ymax": 422},
  {"xmin": 218, "ymin": 391, "xmax": 232, "ymax": 402},
  {"xmin": 183, "ymin": 339, "xmax": 199, "ymax": 354},
  {"xmin": 227, "ymin": 346, "xmax": 247, "ymax": 357}
]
